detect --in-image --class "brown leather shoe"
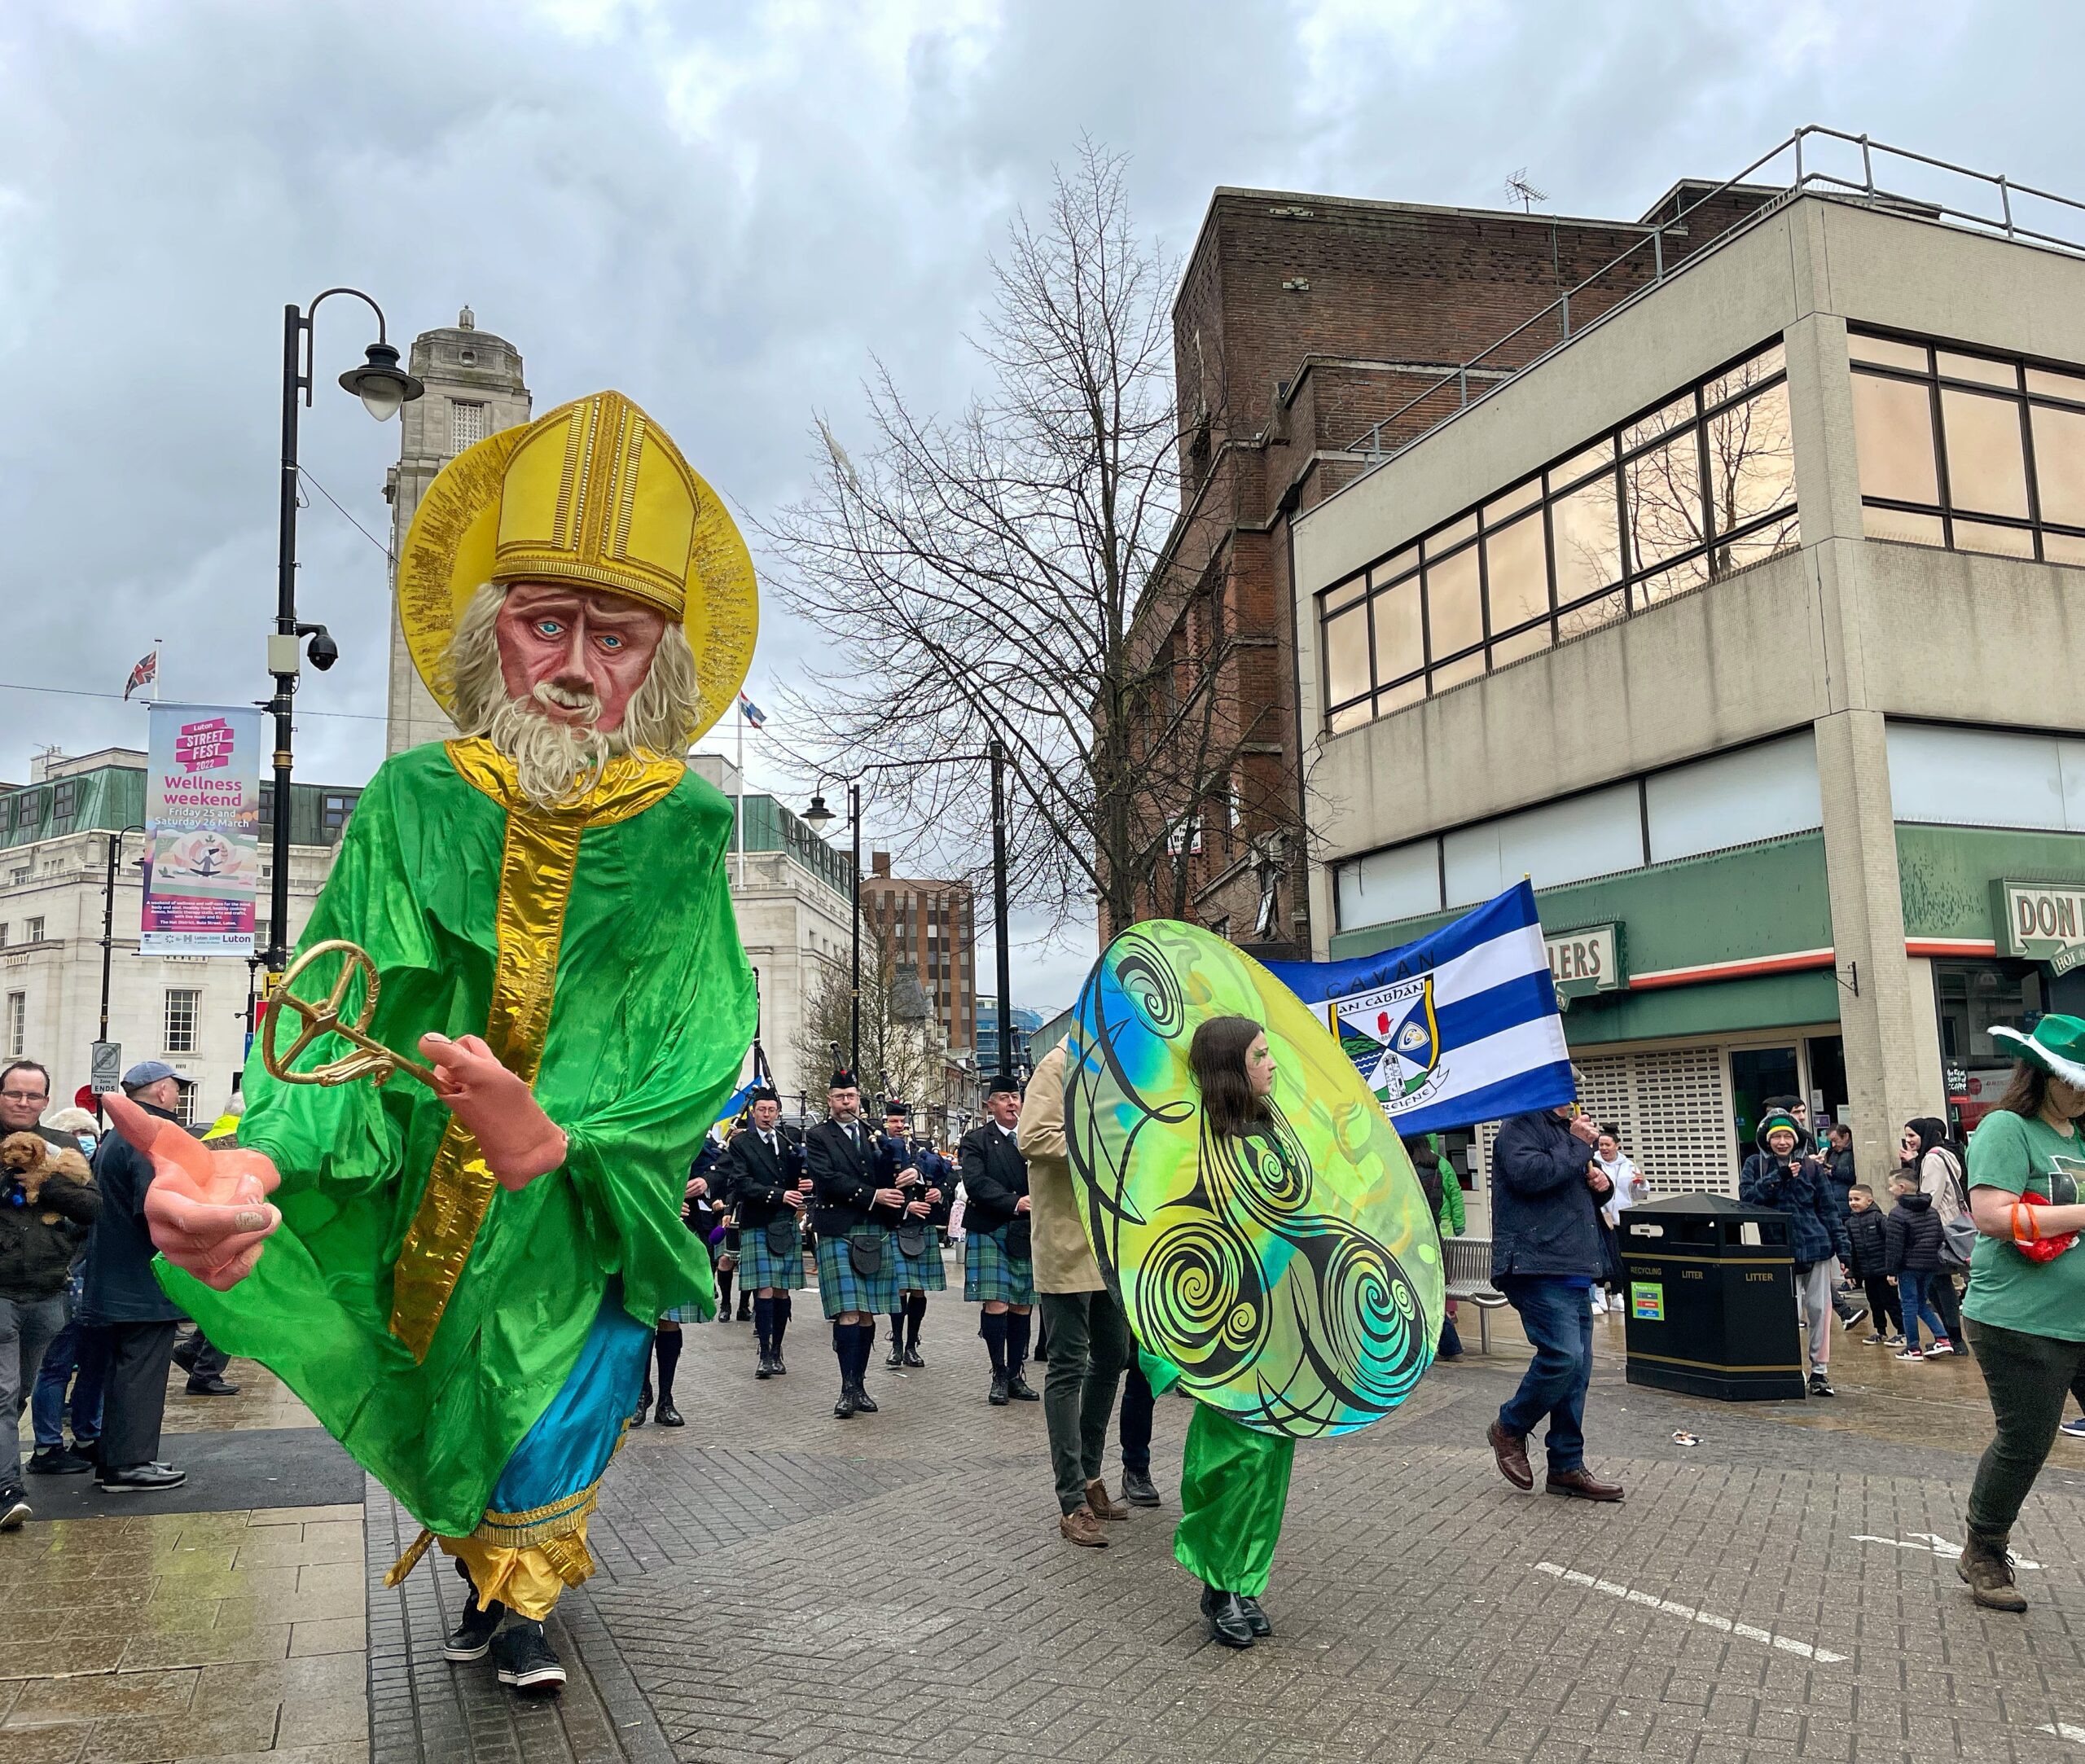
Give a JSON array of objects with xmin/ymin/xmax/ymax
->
[
  {"xmin": 1086, "ymin": 1477, "xmax": 1129, "ymax": 1521},
  {"xmin": 1058, "ymin": 1508, "xmax": 1108, "ymax": 1547},
  {"xmin": 1486, "ymin": 1420, "xmax": 1533, "ymax": 1490},
  {"xmin": 1545, "ymin": 1467, "xmax": 1625, "ymax": 1503}
]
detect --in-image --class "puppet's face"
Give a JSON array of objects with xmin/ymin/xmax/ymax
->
[{"xmin": 494, "ymin": 582, "xmax": 667, "ymax": 736}]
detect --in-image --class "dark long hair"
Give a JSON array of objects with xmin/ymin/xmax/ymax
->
[
  {"xmin": 1991, "ymin": 1062, "xmax": 2056, "ymax": 1121},
  {"xmin": 1189, "ymin": 1014, "xmax": 1271, "ymax": 1141}
]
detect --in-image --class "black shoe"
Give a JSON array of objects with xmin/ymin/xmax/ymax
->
[
  {"xmin": 850, "ymin": 1382, "xmax": 879, "ymax": 1414},
  {"xmin": 172, "ymin": 1340, "xmax": 200, "ymax": 1374},
  {"xmin": 1006, "ymin": 1373, "xmax": 1040, "ymax": 1402},
  {"xmin": 655, "ymin": 1399, "xmax": 683, "ymax": 1427},
  {"xmin": 27, "ymin": 1446, "xmax": 91, "ymax": 1477},
  {"xmin": 633, "ymin": 1384, "xmax": 652, "ymax": 1428},
  {"xmin": 185, "ymin": 1376, "xmax": 240, "ymax": 1397},
  {"xmin": 1808, "ymin": 1371, "xmax": 1837, "ymax": 1398},
  {"xmin": 772, "ymin": 1355, "xmax": 787, "ymax": 1376},
  {"xmin": 735, "ymin": 1302, "xmax": 752, "ymax": 1321},
  {"xmin": 902, "ymin": 1346, "xmax": 924, "ymax": 1367},
  {"xmin": 1122, "ymin": 1469, "xmax": 1161, "ymax": 1507},
  {"xmin": 96, "ymin": 1463, "xmax": 187, "ymax": 1492},
  {"xmin": 834, "ymin": 1386, "xmax": 857, "ymax": 1420},
  {"xmin": 1236, "ymin": 1595, "xmax": 1272, "ymax": 1638},
  {"xmin": 442, "ymin": 1581, "xmax": 506, "ymax": 1662},
  {"xmin": 886, "ymin": 1341, "xmax": 904, "ymax": 1367},
  {"xmin": 0, "ymin": 1485, "xmax": 27, "ymax": 1530},
  {"xmin": 755, "ymin": 1353, "xmax": 774, "ymax": 1380},
  {"xmin": 989, "ymin": 1375, "xmax": 1010, "ymax": 1406},
  {"xmin": 492, "ymin": 1619, "xmax": 566, "ymax": 1692},
  {"xmin": 1200, "ymin": 1585, "xmax": 1255, "ymax": 1649}
]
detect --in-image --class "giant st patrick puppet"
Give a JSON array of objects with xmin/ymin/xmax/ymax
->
[
  {"xmin": 107, "ymin": 390, "xmax": 757, "ymax": 1694},
  {"xmin": 1062, "ymin": 919, "xmax": 1443, "ymax": 1649}
]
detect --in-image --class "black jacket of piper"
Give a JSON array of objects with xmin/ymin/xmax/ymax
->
[
  {"xmin": 880, "ymin": 1134, "xmax": 955, "ymax": 1230},
  {"xmin": 804, "ymin": 1116, "xmax": 900, "ymax": 1235},
  {"xmin": 727, "ymin": 1124, "xmax": 807, "ymax": 1229},
  {"xmin": 959, "ymin": 1121, "xmax": 1029, "ymax": 1235}
]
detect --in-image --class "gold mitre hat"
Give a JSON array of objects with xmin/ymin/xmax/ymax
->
[{"xmin": 396, "ymin": 388, "xmax": 757, "ymax": 744}]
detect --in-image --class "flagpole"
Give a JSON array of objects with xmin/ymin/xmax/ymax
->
[
  {"xmin": 734, "ymin": 701, "xmax": 746, "ymax": 890},
  {"xmin": 151, "ymin": 638, "xmax": 162, "ymax": 703}
]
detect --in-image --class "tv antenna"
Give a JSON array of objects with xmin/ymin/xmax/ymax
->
[{"xmin": 1506, "ymin": 169, "xmax": 1548, "ymax": 213}]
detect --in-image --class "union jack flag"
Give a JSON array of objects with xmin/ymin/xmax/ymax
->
[{"xmin": 121, "ymin": 650, "xmax": 157, "ymax": 701}]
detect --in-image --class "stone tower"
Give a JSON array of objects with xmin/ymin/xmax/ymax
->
[{"xmin": 383, "ymin": 308, "xmax": 532, "ymax": 755}]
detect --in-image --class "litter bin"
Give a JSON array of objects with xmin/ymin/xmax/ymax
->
[{"xmin": 1617, "ymin": 1192, "xmax": 1806, "ymax": 1401}]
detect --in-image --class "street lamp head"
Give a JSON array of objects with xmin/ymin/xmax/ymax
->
[
  {"xmin": 803, "ymin": 792, "xmax": 833, "ymax": 832},
  {"xmin": 338, "ymin": 340, "xmax": 425, "ymax": 422}
]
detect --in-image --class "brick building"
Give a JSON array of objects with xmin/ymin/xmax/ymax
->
[
  {"xmin": 1132, "ymin": 179, "xmax": 1773, "ymax": 955},
  {"xmin": 859, "ymin": 853, "xmax": 977, "ymax": 1060}
]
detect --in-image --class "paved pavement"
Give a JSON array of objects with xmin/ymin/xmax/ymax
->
[{"xmin": 13, "ymin": 1269, "xmax": 2085, "ymax": 1762}]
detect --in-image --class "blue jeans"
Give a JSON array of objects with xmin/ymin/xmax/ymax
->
[
  {"xmin": 31, "ymin": 1314, "xmax": 106, "ymax": 1450},
  {"xmin": 1898, "ymin": 1273, "xmax": 1948, "ymax": 1352},
  {"xmin": 1498, "ymin": 1275, "xmax": 1595, "ymax": 1473}
]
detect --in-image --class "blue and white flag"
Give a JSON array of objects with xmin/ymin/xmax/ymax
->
[{"xmin": 1264, "ymin": 881, "xmax": 1572, "ymax": 1134}]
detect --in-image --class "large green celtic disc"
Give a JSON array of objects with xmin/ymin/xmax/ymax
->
[{"xmin": 1064, "ymin": 920, "xmax": 1443, "ymax": 1437}]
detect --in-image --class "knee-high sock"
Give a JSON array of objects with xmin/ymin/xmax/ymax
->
[
  {"xmin": 654, "ymin": 1329, "xmax": 683, "ymax": 1402},
  {"xmin": 888, "ymin": 1309, "xmax": 906, "ymax": 1347},
  {"xmin": 715, "ymin": 1266, "xmax": 734, "ymax": 1317},
  {"xmin": 981, "ymin": 1311, "xmax": 1009, "ymax": 1374},
  {"xmin": 832, "ymin": 1319, "xmax": 850, "ymax": 1378},
  {"xmin": 905, "ymin": 1291, "xmax": 928, "ymax": 1349},
  {"xmin": 1006, "ymin": 1310, "xmax": 1031, "ymax": 1372},
  {"xmin": 773, "ymin": 1295, "xmax": 789, "ymax": 1354},
  {"xmin": 753, "ymin": 1295, "xmax": 775, "ymax": 1356},
  {"xmin": 853, "ymin": 1322, "xmax": 877, "ymax": 1384}
]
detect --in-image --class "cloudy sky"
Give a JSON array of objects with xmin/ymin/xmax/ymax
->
[{"xmin": 5, "ymin": 0, "xmax": 2083, "ymax": 1012}]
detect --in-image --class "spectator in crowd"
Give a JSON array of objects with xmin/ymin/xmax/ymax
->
[
  {"xmin": 1484, "ymin": 1074, "xmax": 1625, "ymax": 1503},
  {"xmin": 1740, "ymin": 1108, "xmax": 1853, "ymax": 1396},
  {"xmin": 1954, "ymin": 1015, "xmax": 2085, "ymax": 1611},
  {"xmin": 86, "ymin": 1062, "xmax": 190, "ymax": 1490},
  {"xmin": 1591, "ymin": 1127, "xmax": 1644, "ymax": 1315},
  {"xmin": 26, "ymin": 1106, "xmax": 108, "ymax": 1476},
  {"xmin": 1903, "ymin": 1117, "xmax": 1971, "ymax": 1348},
  {"xmin": 1843, "ymin": 1184, "xmax": 1903, "ymax": 1347},
  {"xmin": 1402, "ymin": 1134, "xmax": 1465, "ymax": 1355},
  {"xmin": 1825, "ymin": 1122, "xmax": 1858, "ymax": 1199},
  {"xmin": 1885, "ymin": 1171, "xmax": 1951, "ymax": 1360},
  {"xmin": 0, "ymin": 1061, "xmax": 103, "ymax": 1525}
]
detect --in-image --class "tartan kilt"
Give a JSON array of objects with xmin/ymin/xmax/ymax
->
[
  {"xmin": 893, "ymin": 1230, "xmax": 949, "ymax": 1293},
  {"xmin": 815, "ymin": 1228, "xmax": 902, "ymax": 1318},
  {"xmin": 661, "ymin": 1305, "xmax": 696, "ymax": 1323},
  {"xmin": 736, "ymin": 1222, "xmax": 807, "ymax": 1292},
  {"xmin": 963, "ymin": 1223, "xmax": 1036, "ymax": 1306}
]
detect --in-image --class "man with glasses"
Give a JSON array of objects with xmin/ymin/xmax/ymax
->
[{"xmin": 0, "ymin": 1060, "xmax": 104, "ymax": 1524}]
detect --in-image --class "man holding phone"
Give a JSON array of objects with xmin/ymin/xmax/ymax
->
[{"xmin": 1485, "ymin": 1073, "xmax": 1625, "ymax": 1503}]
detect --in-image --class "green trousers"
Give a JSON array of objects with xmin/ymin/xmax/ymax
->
[{"xmin": 1172, "ymin": 1402, "xmax": 1296, "ymax": 1599}]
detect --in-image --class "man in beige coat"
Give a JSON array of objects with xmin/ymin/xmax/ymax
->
[{"xmin": 1019, "ymin": 1038, "xmax": 1135, "ymax": 1548}]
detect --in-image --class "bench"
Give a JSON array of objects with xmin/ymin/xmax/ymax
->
[{"xmin": 1442, "ymin": 1235, "xmax": 1510, "ymax": 1355}]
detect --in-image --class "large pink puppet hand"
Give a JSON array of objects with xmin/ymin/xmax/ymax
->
[
  {"xmin": 103, "ymin": 1091, "xmax": 282, "ymax": 1291},
  {"xmin": 419, "ymin": 1033, "xmax": 568, "ymax": 1191}
]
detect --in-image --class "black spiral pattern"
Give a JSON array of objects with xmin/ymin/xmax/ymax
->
[
  {"xmin": 1111, "ymin": 931, "xmax": 1186, "ymax": 1041},
  {"xmin": 1133, "ymin": 1213, "xmax": 1266, "ymax": 1378}
]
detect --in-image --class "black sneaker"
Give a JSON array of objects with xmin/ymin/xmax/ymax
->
[
  {"xmin": 95, "ymin": 1463, "xmax": 187, "ymax": 1492},
  {"xmin": 443, "ymin": 1586, "xmax": 506, "ymax": 1661},
  {"xmin": 0, "ymin": 1485, "xmax": 28, "ymax": 1530},
  {"xmin": 492, "ymin": 1618, "xmax": 566, "ymax": 1692},
  {"xmin": 27, "ymin": 1446, "xmax": 91, "ymax": 1476},
  {"xmin": 1808, "ymin": 1371, "xmax": 1837, "ymax": 1398}
]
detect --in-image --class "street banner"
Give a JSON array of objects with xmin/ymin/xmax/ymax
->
[
  {"xmin": 1263, "ymin": 880, "xmax": 1574, "ymax": 1134},
  {"xmin": 141, "ymin": 703, "xmax": 263, "ymax": 955}
]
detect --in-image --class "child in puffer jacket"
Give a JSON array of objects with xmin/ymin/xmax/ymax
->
[
  {"xmin": 1883, "ymin": 1174, "xmax": 1952, "ymax": 1360},
  {"xmin": 1843, "ymin": 1184, "xmax": 1902, "ymax": 1346}
]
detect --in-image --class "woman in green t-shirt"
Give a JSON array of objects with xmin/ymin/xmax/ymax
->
[{"xmin": 1957, "ymin": 1014, "xmax": 2085, "ymax": 1613}]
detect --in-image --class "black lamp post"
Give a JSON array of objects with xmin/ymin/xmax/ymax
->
[
  {"xmin": 98, "ymin": 825, "xmax": 145, "ymax": 1046},
  {"xmin": 266, "ymin": 289, "xmax": 424, "ymax": 976},
  {"xmin": 804, "ymin": 739, "xmax": 1015, "ymax": 1082}
]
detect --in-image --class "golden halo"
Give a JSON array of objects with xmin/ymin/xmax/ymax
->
[{"xmin": 394, "ymin": 393, "xmax": 758, "ymax": 747}]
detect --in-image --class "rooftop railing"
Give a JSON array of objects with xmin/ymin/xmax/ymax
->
[{"xmin": 1346, "ymin": 125, "xmax": 2085, "ymax": 465}]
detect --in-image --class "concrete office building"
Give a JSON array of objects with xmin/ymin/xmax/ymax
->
[{"xmin": 1290, "ymin": 144, "xmax": 2085, "ymax": 1209}]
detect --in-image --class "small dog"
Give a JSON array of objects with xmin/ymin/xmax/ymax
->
[{"xmin": 0, "ymin": 1130, "xmax": 93, "ymax": 1219}]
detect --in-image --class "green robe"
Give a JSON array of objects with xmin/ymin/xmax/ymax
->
[{"xmin": 165, "ymin": 742, "xmax": 753, "ymax": 1538}]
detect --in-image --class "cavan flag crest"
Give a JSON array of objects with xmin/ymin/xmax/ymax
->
[{"xmin": 1264, "ymin": 880, "xmax": 1572, "ymax": 1134}]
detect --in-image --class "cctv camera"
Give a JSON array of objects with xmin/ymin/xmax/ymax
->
[{"xmin": 304, "ymin": 626, "xmax": 340, "ymax": 672}]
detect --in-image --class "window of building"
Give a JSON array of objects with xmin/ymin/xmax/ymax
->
[
  {"xmin": 50, "ymin": 780, "xmax": 78, "ymax": 830},
  {"xmin": 8, "ymin": 868, "xmax": 26, "ymax": 887},
  {"xmin": 24, "ymin": 917, "xmax": 42, "ymax": 944},
  {"xmin": 0, "ymin": 924, "xmax": 7, "ymax": 948},
  {"xmin": 1850, "ymin": 327, "xmax": 2085, "ymax": 564},
  {"xmin": 165, "ymin": 987, "xmax": 200, "ymax": 1054},
  {"xmin": 175, "ymin": 1081, "xmax": 197, "ymax": 1128},
  {"xmin": 322, "ymin": 793, "xmax": 355, "ymax": 840},
  {"xmin": 1319, "ymin": 339, "xmax": 1796, "ymax": 731},
  {"xmin": 450, "ymin": 401, "xmax": 489, "ymax": 452},
  {"xmin": 3, "ymin": 993, "xmax": 21, "ymax": 1060}
]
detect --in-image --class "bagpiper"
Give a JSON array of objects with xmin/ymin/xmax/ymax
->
[
  {"xmin": 878, "ymin": 1098, "xmax": 952, "ymax": 1367},
  {"xmin": 802, "ymin": 1067, "xmax": 905, "ymax": 1418},
  {"xmin": 724, "ymin": 1087, "xmax": 808, "ymax": 1380},
  {"xmin": 959, "ymin": 1075, "xmax": 1039, "ymax": 1406}
]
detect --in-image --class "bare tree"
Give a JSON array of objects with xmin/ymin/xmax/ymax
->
[
  {"xmin": 790, "ymin": 924, "xmax": 943, "ymax": 1117},
  {"xmin": 762, "ymin": 141, "xmax": 1287, "ymax": 939}
]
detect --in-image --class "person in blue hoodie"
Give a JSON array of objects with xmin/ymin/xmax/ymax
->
[{"xmin": 1740, "ymin": 1108, "xmax": 1851, "ymax": 1397}]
